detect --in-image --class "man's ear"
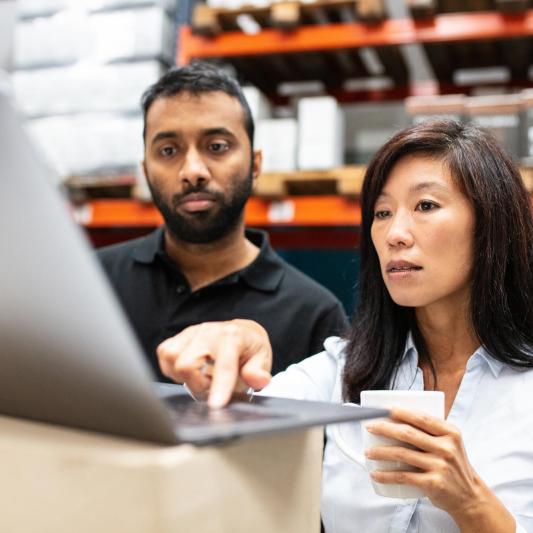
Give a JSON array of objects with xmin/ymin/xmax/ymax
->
[
  {"xmin": 252, "ymin": 149, "xmax": 262, "ymax": 181},
  {"xmin": 141, "ymin": 160, "xmax": 148, "ymax": 179}
]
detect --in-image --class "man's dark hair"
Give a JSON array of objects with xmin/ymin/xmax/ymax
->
[
  {"xmin": 343, "ymin": 119, "xmax": 533, "ymax": 403},
  {"xmin": 141, "ymin": 62, "xmax": 254, "ymax": 147}
]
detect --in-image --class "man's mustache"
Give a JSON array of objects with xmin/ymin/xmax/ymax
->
[{"xmin": 171, "ymin": 186, "xmax": 222, "ymax": 207}]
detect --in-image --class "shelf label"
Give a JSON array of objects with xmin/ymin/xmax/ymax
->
[
  {"xmin": 71, "ymin": 203, "xmax": 93, "ymax": 225},
  {"xmin": 267, "ymin": 200, "xmax": 295, "ymax": 223}
]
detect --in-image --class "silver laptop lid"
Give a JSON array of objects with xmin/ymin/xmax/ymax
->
[{"xmin": 0, "ymin": 90, "xmax": 179, "ymax": 444}]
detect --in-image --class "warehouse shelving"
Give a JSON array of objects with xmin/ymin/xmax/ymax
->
[
  {"xmin": 75, "ymin": 4, "xmax": 532, "ymax": 237},
  {"xmin": 178, "ymin": 8, "xmax": 533, "ymax": 97}
]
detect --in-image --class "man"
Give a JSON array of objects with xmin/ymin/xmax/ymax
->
[{"xmin": 98, "ymin": 63, "xmax": 348, "ymax": 381}]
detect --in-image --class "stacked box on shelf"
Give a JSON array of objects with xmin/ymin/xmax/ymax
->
[
  {"xmin": 466, "ymin": 94, "xmax": 523, "ymax": 161},
  {"xmin": 297, "ymin": 96, "xmax": 345, "ymax": 170},
  {"xmin": 405, "ymin": 94, "xmax": 466, "ymax": 125},
  {"xmin": 256, "ymin": 119, "xmax": 298, "ymax": 173},
  {"xmin": 522, "ymin": 89, "xmax": 533, "ymax": 165},
  {"xmin": 243, "ymin": 85, "xmax": 299, "ymax": 174},
  {"xmin": 12, "ymin": 0, "xmax": 178, "ymax": 188}
]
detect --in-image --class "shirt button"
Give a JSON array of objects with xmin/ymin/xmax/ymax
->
[{"xmin": 176, "ymin": 285, "xmax": 186, "ymax": 294}]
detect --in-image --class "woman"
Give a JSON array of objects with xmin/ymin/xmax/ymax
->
[{"xmin": 157, "ymin": 120, "xmax": 533, "ymax": 532}]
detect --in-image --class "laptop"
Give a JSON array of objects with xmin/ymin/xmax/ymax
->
[{"xmin": 0, "ymin": 88, "xmax": 387, "ymax": 445}]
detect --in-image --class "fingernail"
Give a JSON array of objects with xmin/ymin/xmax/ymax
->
[
  {"xmin": 208, "ymin": 392, "xmax": 225, "ymax": 409},
  {"xmin": 366, "ymin": 425, "xmax": 376, "ymax": 433}
]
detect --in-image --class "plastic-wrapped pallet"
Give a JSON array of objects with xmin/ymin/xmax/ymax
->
[
  {"xmin": 14, "ymin": 6, "xmax": 176, "ymax": 68},
  {"xmin": 297, "ymin": 96, "xmax": 345, "ymax": 170},
  {"xmin": 13, "ymin": 61, "xmax": 163, "ymax": 117},
  {"xmin": 27, "ymin": 113, "xmax": 144, "ymax": 178},
  {"xmin": 16, "ymin": 0, "xmax": 176, "ymax": 18},
  {"xmin": 11, "ymin": 0, "xmax": 177, "ymax": 184}
]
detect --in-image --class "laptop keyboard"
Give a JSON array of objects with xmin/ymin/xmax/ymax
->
[{"xmin": 164, "ymin": 396, "xmax": 289, "ymax": 427}]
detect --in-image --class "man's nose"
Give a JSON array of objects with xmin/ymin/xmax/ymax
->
[
  {"xmin": 179, "ymin": 149, "xmax": 210, "ymax": 187},
  {"xmin": 386, "ymin": 211, "xmax": 414, "ymax": 248}
]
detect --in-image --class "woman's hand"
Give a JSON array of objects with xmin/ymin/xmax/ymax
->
[
  {"xmin": 156, "ymin": 319, "xmax": 273, "ymax": 408},
  {"xmin": 365, "ymin": 408, "xmax": 515, "ymax": 532}
]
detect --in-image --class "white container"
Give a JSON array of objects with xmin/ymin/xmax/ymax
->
[
  {"xmin": 27, "ymin": 113, "xmax": 144, "ymax": 178},
  {"xmin": 297, "ymin": 96, "xmax": 345, "ymax": 170},
  {"xmin": 243, "ymin": 85, "xmax": 272, "ymax": 122},
  {"xmin": 255, "ymin": 118, "xmax": 298, "ymax": 172},
  {"xmin": 13, "ymin": 61, "xmax": 163, "ymax": 117}
]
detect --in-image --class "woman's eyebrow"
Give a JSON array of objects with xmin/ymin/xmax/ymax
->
[{"xmin": 409, "ymin": 181, "xmax": 449, "ymax": 194}]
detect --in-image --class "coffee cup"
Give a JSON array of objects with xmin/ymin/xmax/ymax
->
[{"xmin": 331, "ymin": 390, "xmax": 445, "ymax": 499}]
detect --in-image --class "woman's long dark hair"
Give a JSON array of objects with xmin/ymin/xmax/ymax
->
[{"xmin": 343, "ymin": 119, "xmax": 533, "ymax": 403}]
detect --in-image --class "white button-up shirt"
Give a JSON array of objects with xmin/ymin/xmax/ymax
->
[{"xmin": 262, "ymin": 336, "xmax": 533, "ymax": 532}]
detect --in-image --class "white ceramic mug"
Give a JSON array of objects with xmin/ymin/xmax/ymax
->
[{"xmin": 332, "ymin": 390, "xmax": 445, "ymax": 499}]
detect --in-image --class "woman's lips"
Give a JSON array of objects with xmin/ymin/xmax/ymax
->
[{"xmin": 386, "ymin": 261, "xmax": 423, "ymax": 280}]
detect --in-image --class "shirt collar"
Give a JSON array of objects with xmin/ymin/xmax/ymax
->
[
  {"xmin": 131, "ymin": 226, "xmax": 165, "ymax": 264},
  {"xmin": 130, "ymin": 226, "xmax": 284, "ymax": 293},
  {"xmin": 235, "ymin": 228, "xmax": 284, "ymax": 292},
  {"xmin": 399, "ymin": 331, "xmax": 504, "ymax": 380}
]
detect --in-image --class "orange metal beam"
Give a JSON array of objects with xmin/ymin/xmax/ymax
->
[
  {"xmin": 178, "ymin": 9, "xmax": 533, "ymax": 61},
  {"xmin": 80, "ymin": 197, "xmax": 361, "ymax": 228}
]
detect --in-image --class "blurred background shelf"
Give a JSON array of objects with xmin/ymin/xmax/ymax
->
[{"xmin": 179, "ymin": 8, "xmax": 533, "ymax": 98}]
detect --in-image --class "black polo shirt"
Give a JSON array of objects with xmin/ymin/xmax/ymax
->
[{"xmin": 97, "ymin": 227, "xmax": 349, "ymax": 381}]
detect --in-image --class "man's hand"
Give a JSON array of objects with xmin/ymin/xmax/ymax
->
[{"xmin": 157, "ymin": 319, "xmax": 273, "ymax": 408}]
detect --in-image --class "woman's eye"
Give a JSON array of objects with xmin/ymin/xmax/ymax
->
[
  {"xmin": 374, "ymin": 210, "xmax": 391, "ymax": 220},
  {"xmin": 416, "ymin": 200, "xmax": 439, "ymax": 212},
  {"xmin": 209, "ymin": 142, "xmax": 229, "ymax": 153}
]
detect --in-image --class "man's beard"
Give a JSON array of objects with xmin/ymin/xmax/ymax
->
[{"xmin": 148, "ymin": 170, "xmax": 253, "ymax": 245}]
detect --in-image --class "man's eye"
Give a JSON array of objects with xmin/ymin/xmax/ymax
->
[
  {"xmin": 209, "ymin": 142, "xmax": 229, "ymax": 153},
  {"xmin": 374, "ymin": 210, "xmax": 391, "ymax": 220},
  {"xmin": 416, "ymin": 200, "xmax": 439, "ymax": 212},
  {"xmin": 160, "ymin": 146, "xmax": 176, "ymax": 157}
]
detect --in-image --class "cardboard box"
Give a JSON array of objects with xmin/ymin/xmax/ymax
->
[
  {"xmin": 297, "ymin": 96, "xmax": 345, "ymax": 170},
  {"xmin": 0, "ymin": 415, "xmax": 323, "ymax": 533},
  {"xmin": 255, "ymin": 118, "xmax": 298, "ymax": 172}
]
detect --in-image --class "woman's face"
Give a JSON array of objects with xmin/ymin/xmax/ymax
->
[{"xmin": 371, "ymin": 155, "xmax": 475, "ymax": 313}]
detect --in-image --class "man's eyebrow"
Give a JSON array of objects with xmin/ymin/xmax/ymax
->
[
  {"xmin": 150, "ymin": 127, "xmax": 237, "ymax": 146},
  {"xmin": 202, "ymin": 127, "xmax": 236, "ymax": 138},
  {"xmin": 151, "ymin": 131, "xmax": 178, "ymax": 145}
]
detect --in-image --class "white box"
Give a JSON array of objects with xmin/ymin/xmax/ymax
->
[
  {"xmin": 297, "ymin": 96, "xmax": 345, "ymax": 170},
  {"xmin": 88, "ymin": 6, "xmax": 176, "ymax": 64},
  {"xmin": 14, "ymin": 9, "xmax": 90, "ymax": 68},
  {"xmin": 14, "ymin": 6, "xmax": 175, "ymax": 68},
  {"xmin": 255, "ymin": 118, "xmax": 298, "ymax": 172},
  {"xmin": 13, "ymin": 61, "xmax": 164, "ymax": 116},
  {"xmin": 27, "ymin": 113, "xmax": 144, "ymax": 178},
  {"xmin": 0, "ymin": 415, "xmax": 323, "ymax": 533},
  {"xmin": 243, "ymin": 85, "xmax": 272, "ymax": 123},
  {"xmin": 16, "ymin": 0, "xmax": 177, "ymax": 18}
]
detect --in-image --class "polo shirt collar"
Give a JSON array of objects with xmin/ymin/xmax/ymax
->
[
  {"xmin": 239, "ymin": 228, "xmax": 284, "ymax": 292},
  {"xmin": 131, "ymin": 226, "xmax": 165, "ymax": 264},
  {"xmin": 130, "ymin": 226, "xmax": 284, "ymax": 292}
]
